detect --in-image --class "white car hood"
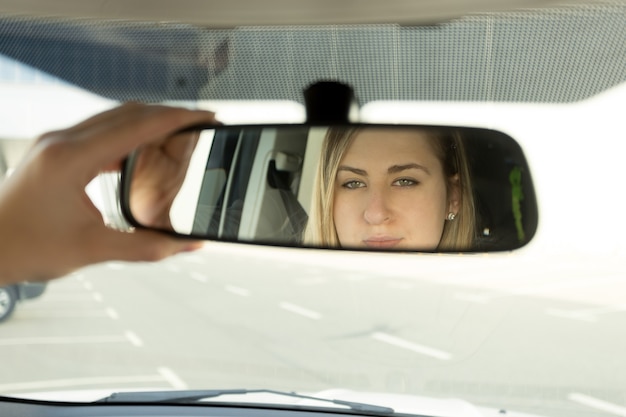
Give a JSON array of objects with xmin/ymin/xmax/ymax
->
[
  {"xmin": 7, "ymin": 387, "xmax": 551, "ymax": 417},
  {"xmin": 307, "ymin": 389, "xmax": 549, "ymax": 417}
]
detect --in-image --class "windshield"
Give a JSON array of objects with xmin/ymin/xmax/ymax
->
[{"xmin": 0, "ymin": 3, "xmax": 625, "ymax": 417}]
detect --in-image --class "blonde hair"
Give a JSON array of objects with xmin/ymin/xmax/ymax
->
[{"xmin": 303, "ymin": 126, "xmax": 476, "ymax": 251}]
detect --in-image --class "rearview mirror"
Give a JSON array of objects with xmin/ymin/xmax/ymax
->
[{"xmin": 120, "ymin": 124, "xmax": 537, "ymax": 252}]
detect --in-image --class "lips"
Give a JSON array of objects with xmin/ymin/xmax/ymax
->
[{"xmin": 362, "ymin": 236, "xmax": 403, "ymax": 249}]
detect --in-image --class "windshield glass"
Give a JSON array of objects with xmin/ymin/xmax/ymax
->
[{"xmin": 0, "ymin": 3, "xmax": 625, "ymax": 417}]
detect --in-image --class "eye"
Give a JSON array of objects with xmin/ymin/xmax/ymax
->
[
  {"xmin": 342, "ymin": 180, "xmax": 366, "ymax": 189},
  {"xmin": 392, "ymin": 178, "xmax": 418, "ymax": 187}
]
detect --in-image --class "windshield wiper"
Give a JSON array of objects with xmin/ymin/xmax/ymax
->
[{"xmin": 96, "ymin": 389, "xmax": 395, "ymax": 415}]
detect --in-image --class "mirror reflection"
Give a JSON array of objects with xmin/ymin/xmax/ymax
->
[{"xmin": 121, "ymin": 125, "xmax": 537, "ymax": 252}]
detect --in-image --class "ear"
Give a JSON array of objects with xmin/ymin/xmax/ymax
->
[{"xmin": 447, "ymin": 174, "xmax": 461, "ymax": 215}]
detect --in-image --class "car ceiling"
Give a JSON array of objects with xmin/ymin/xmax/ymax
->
[
  {"xmin": 0, "ymin": 1, "xmax": 624, "ymax": 104},
  {"xmin": 0, "ymin": 0, "xmax": 609, "ymax": 26}
]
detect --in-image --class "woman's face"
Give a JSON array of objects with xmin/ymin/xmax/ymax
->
[{"xmin": 332, "ymin": 128, "xmax": 458, "ymax": 250}]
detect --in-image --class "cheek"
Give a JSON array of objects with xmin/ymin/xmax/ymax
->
[
  {"xmin": 332, "ymin": 194, "xmax": 356, "ymax": 239},
  {"xmin": 400, "ymin": 186, "xmax": 448, "ymax": 245}
]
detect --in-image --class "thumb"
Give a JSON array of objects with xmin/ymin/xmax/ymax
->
[{"xmin": 91, "ymin": 227, "xmax": 204, "ymax": 264}]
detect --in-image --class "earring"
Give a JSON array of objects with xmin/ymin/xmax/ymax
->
[{"xmin": 447, "ymin": 212, "xmax": 456, "ymax": 221}]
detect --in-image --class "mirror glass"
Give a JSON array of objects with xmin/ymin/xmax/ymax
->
[{"xmin": 120, "ymin": 124, "xmax": 537, "ymax": 252}]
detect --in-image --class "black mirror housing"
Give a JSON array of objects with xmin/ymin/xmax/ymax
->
[{"xmin": 120, "ymin": 123, "xmax": 537, "ymax": 253}]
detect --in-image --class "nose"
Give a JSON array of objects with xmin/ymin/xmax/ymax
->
[{"xmin": 363, "ymin": 190, "xmax": 392, "ymax": 225}]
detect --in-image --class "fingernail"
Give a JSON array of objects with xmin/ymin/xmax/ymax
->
[{"xmin": 181, "ymin": 242, "xmax": 203, "ymax": 252}]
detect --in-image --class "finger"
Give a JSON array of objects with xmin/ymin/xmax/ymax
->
[
  {"xmin": 32, "ymin": 106, "xmax": 128, "ymax": 147},
  {"xmin": 101, "ymin": 161, "xmax": 123, "ymax": 172},
  {"xmin": 79, "ymin": 105, "xmax": 217, "ymax": 164},
  {"xmin": 48, "ymin": 103, "xmax": 212, "ymax": 161},
  {"xmin": 63, "ymin": 102, "xmax": 175, "ymax": 135},
  {"xmin": 48, "ymin": 102, "xmax": 147, "ymax": 139},
  {"xmin": 88, "ymin": 226, "xmax": 204, "ymax": 264},
  {"xmin": 162, "ymin": 130, "xmax": 201, "ymax": 165},
  {"xmin": 100, "ymin": 123, "xmax": 201, "ymax": 174}
]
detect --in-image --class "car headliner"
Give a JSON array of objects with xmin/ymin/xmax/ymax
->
[
  {"xmin": 0, "ymin": 0, "xmax": 609, "ymax": 26},
  {"xmin": 0, "ymin": 3, "xmax": 624, "ymax": 104}
]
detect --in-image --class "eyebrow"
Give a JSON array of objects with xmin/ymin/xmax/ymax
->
[
  {"xmin": 337, "ymin": 166, "xmax": 367, "ymax": 176},
  {"xmin": 388, "ymin": 163, "xmax": 430, "ymax": 175},
  {"xmin": 338, "ymin": 163, "xmax": 430, "ymax": 176}
]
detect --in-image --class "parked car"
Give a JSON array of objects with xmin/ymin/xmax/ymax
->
[{"xmin": 0, "ymin": 282, "xmax": 47, "ymax": 323}]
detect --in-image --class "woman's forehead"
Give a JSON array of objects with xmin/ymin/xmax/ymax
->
[{"xmin": 341, "ymin": 128, "xmax": 440, "ymax": 167}]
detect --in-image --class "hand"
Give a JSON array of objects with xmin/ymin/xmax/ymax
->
[{"xmin": 0, "ymin": 103, "xmax": 219, "ymax": 285}]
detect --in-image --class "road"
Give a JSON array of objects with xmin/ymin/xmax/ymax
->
[{"xmin": 1, "ymin": 244, "xmax": 626, "ymax": 417}]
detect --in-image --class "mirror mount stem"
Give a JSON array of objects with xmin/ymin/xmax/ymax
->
[{"xmin": 304, "ymin": 81, "xmax": 360, "ymax": 124}]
